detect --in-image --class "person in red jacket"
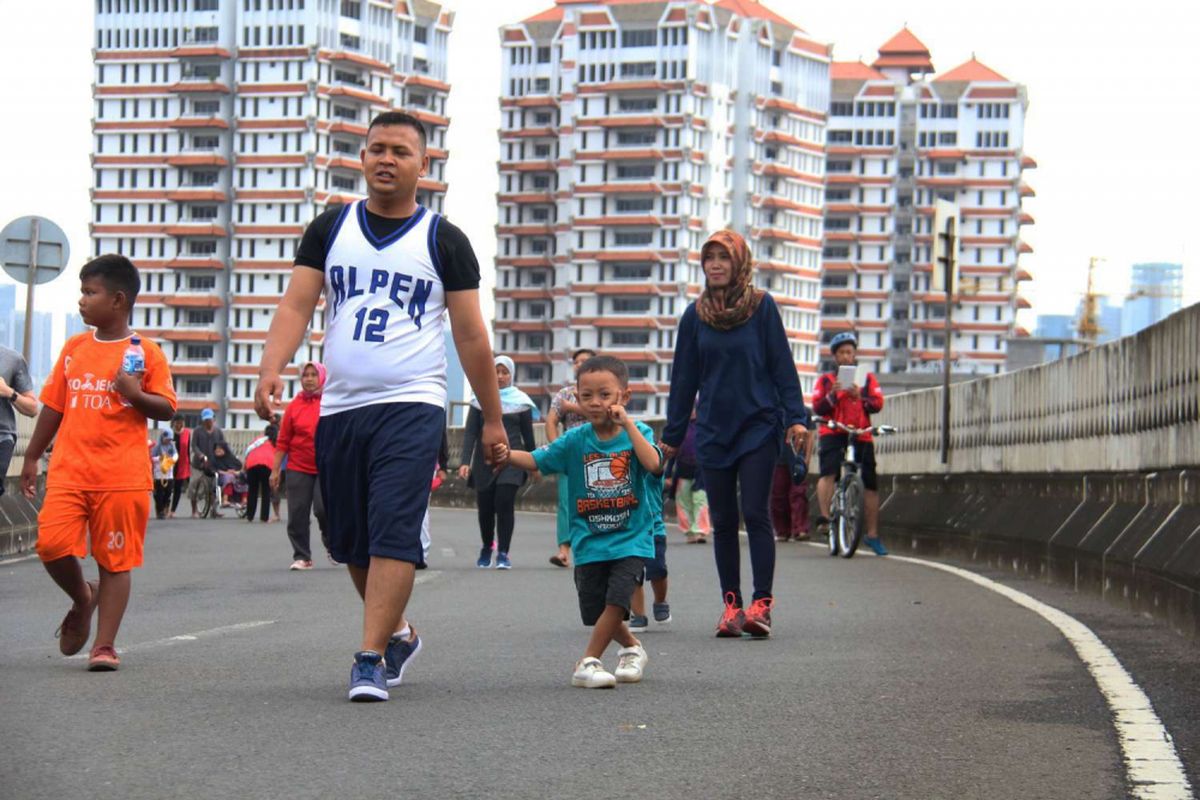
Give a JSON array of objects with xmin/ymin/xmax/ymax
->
[
  {"xmin": 811, "ymin": 332, "xmax": 887, "ymax": 555},
  {"xmin": 243, "ymin": 424, "xmax": 277, "ymax": 523},
  {"xmin": 169, "ymin": 414, "xmax": 191, "ymax": 519},
  {"xmin": 271, "ymin": 361, "xmax": 328, "ymax": 570}
]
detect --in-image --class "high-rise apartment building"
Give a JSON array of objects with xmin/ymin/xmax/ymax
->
[
  {"xmin": 91, "ymin": 0, "xmax": 454, "ymax": 427},
  {"xmin": 821, "ymin": 29, "xmax": 1035, "ymax": 375},
  {"xmin": 496, "ymin": 0, "xmax": 829, "ymax": 414},
  {"xmin": 1122, "ymin": 262, "xmax": 1183, "ymax": 336}
]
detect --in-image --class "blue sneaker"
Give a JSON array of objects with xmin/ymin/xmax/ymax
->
[
  {"xmin": 476, "ymin": 547, "xmax": 492, "ymax": 568},
  {"xmin": 385, "ymin": 629, "xmax": 422, "ymax": 688},
  {"xmin": 495, "ymin": 552, "xmax": 512, "ymax": 570},
  {"xmin": 348, "ymin": 651, "xmax": 388, "ymax": 702},
  {"xmin": 865, "ymin": 537, "xmax": 889, "ymax": 556},
  {"xmin": 628, "ymin": 614, "xmax": 648, "ymax": 633},
  {"xmin": 653, "ymin": 602, "xmax": 672, "ymax": 625}
]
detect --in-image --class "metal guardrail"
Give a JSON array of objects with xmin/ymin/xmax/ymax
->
[{"xmin": 875, "ymin": 302, "xmax": 1200, "ymax": 473}]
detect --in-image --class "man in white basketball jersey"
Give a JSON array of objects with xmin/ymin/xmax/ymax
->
[{"xmin": 256, "ymin": 111, "xmax": 508, "ymax": 702}]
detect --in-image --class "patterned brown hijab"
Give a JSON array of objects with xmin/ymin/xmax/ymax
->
[{"xmin": 696, "ymin": 230, "xmax": 764, "ymax": 331}]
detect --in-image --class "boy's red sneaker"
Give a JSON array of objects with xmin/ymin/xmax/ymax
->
[
  {"xmin": 87, "ymin": 645, "xmax": 121, "ymax": 672},
  {"xmin": 743, "ymin": 597, "xmax": 774, "ymax": 638},
  {"xmin": 56, "ymin": 580, "xmax": 99, "ymax": 656},
  {"xmin": 715, "ymin": 592, "xmax": 745, "ymax": 638}
]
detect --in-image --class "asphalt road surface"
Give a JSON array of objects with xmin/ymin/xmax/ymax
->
[{"xmin": 2, "ymin": 507, "xmax": 1196, "ymax": 799}]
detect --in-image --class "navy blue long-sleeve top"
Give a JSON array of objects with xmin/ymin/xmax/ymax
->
[{"xmin": 663, "ymin": 293, "xmax": 810, "ymax": 470}]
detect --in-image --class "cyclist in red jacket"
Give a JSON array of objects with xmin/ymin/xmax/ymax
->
[{"xmin": 811, "ymin": 332, "xmax": 888, "ymax": 555}]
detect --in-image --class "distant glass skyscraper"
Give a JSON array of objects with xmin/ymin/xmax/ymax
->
[
  {"xmin": 1034, "ymin": 314, "xmax": 1074, "ymax": 340},
  {"xmin": 1122, "ymin": 262, "xmax": 1183, "ymax": 336},
  {"xmin": 0, "ymin": 283, "xmax": 54, "ymax": 384}
]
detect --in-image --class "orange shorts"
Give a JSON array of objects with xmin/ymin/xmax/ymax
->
[{"xmin": 36, "ymin": 487, "xmax": 150, "ymax": 572}]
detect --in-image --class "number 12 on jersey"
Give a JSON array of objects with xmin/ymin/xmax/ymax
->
[{"xmin": 352, "ymin": 308, "xmax": 389, "ymax": 342}]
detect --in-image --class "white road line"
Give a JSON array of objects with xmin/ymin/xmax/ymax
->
[
  {"xmin": 67, "ymin": 620, "xmax": 277, "ymax": 658},
  {"xmin": 0, "ymin": 553, "xmax": 38, "ymax": 567},
  {"xmin": 806, "ymin": 542, "xmax": 1193, "ymax": 799}
]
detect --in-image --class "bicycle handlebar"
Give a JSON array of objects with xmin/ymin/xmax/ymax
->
[{"xmin": 812, "ymin": 417, "xmax": 898, "ymax": 437}]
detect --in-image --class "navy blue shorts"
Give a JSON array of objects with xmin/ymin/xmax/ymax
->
[
  {"xmin": 643, "ymin": 536, "xmax": 668, "ymax": 581},
  {"xmin": 315, "ymin": 402, "xmax": 444, "ymax": 569}
]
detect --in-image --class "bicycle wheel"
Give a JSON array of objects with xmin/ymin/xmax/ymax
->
[
  {"xmin": 837, "ymin": 473, "xmax": 865, "ymax": 558},
  {"xmin": 199, "ymin": 479, "xmax": 215, "ymax": 519}
]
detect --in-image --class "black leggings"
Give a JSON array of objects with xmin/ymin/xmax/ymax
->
[
  {"xmin": 477, "ymin": 482, "xmax": 520, "ymax": 554},
  {"xmin": 703, "ymin": 436, "xmax": 778, "ymax": 606},
  {"xmin": 244, "ymin": 465, "xmax": 272, "ymax": 522},
  {"xmin": 171, "ymin": 478, "xmax": 188, "ymax": 513}
]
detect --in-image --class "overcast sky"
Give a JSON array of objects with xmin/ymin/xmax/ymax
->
[{"xmin": 1, "ymin": 0, "xmax": 1196, "ymax": 353}]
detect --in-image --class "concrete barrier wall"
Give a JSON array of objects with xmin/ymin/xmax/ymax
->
[
  {"xmin": 875, "ymin": 303, "xmax": 1200, "ymax": 474},
  {"xmin": 876, "ymin": 470, "xmax": 1200, "ymax": 639}
]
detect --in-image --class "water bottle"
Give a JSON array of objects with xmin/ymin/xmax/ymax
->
[{"xmin": 119, "ymin": 336, "xmax": 145, "ymax": 407}]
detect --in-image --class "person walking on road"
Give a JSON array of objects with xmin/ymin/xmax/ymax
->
[
  {"xmin": 244, "ymin": 424, "xmax": 277, "ymax": 524},
  {"xmin": 169, "ymin": 415, "xmax": 191, "ymax": 518},
  {"xmin": 459, "ymin": 354, "xmax": 537, "ymax": 570},
  {"xmin": 544, "ymin": 348, "xmax": 595, "ymax": 567},
  {"xmin": 150, "ymin": 428, "xmax": 179, "ymax": 520},
  {"xmin": 770, "ymin": 420, "xmax": 815, "ymax": 542},
  {"xmin": 255, "ymin": 111, "xmax": 508, "ymax": 702},
  {"xmin": 661, "ymin": 230, "xmax": 810, "ymax": 639},
  {"xmin": 668, "ymin": 408, "xmax": 709, "ymax": 543},
  {"xmin": 0, "ymin": 343, "xmax": 38, "ymax": 493},
  {"xmin": 271, "ymin": 361, "xmax": 328, "ymax": 569}
]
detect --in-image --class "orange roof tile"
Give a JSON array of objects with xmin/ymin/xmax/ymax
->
[
  {"xmin": 877, "ymin": 27, "xmax": 931, "ymax": 55},
  {"xmin": 523, "ymin": 5, "xmax": 562, "ymax": 23},
  {"xmin": 715, "ymin": 0, "xmax": 799, "ymax": 30},
  {"xmin": 831, "ymin": 60, "xmax": 887, "ymax": 81},
  {"xmin": 935, "ymin": 58, "xmax": 1009, "ymax": 83}
]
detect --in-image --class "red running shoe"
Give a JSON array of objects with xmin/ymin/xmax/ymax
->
[
  {"xmin": 87, "ymin": 644, "xmax": 121, "ymax": 671},
  {"xmin": 715, "ymin": 592, "xmax": 745, "ymax": 638},
  {"xmin": 743, "ymin": 597, "xmax": 774, "ymax": 638}
]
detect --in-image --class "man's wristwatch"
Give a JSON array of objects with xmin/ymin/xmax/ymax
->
[{"xmin": 6, "ymin": 390, "xmax": 16, "ymax": 404}]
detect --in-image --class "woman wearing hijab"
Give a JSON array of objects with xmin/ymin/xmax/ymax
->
[
  {"xmin": 272, "ymin": 361, "xmax": 329, "ymax": 571},
  {"xmin": 150, "ymin": 428, "xmax": 179, "ymax": 520},
  {"xmin": 458, "ymin": 355, "xmax": 538, "ymax": 570},
  {"xmin": 661, "ymin": 231, "xmax": 810, "ymax": 639}
]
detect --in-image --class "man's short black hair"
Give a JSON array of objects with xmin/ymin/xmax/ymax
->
[
  {"xmin": 368, "ymin": 111, "xmax": 427, "ymax": 152},
  {"xmin": 577, "ymin": 355, "xmax": 628, "ymax": 388},
  {"xmin": 572, "ymin": 348, "xmax": 597, "ymax": 361},
  {"xmin": 80, "ymin": 254, "xmax": 140, "ymax": 305}
]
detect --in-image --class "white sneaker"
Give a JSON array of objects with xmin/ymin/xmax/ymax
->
[
  {"xmin": 289, "ymin": 560, "xmax": 311, "ymax": 571},
  {"xmin": 614, "ymin": 645, "xmax": 648, "ymax": 683},
  {"xmin": 571, "ymin": 657, "xmax": 616, "ymax": 689}
]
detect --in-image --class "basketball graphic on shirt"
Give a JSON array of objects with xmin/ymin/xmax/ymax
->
[
  {"xmin": 579, "ymin": 449, "xmax": 639, "ymax": 535},
  {"xmin": 609, "ymin": 453, "xmax": 630, "ymax": 481}
]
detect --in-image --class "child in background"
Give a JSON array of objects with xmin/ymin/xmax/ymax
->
[
  {"xmin": 628, "ymin": 462, "xmax": 670, "ymax": 632},
  {"xmin": 150, "ymin": 429, "xmax": 178, "ymax": 520},
  {"xmin": 670, "ymin": 409, "xmax": 710, "ymax": 543},
  {"xmin": 503, "ymin": 356, "xmax": 661, "ymax": 688},
  {"xmin": 21, "ymin": 254, "xmax": 177, "ymax": 671},
  {"xmin": 770, "ymin": 421, "xmax": 816, "ymax": 542}
]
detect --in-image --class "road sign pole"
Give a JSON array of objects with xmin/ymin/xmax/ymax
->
[
  {"xmin": 939, "ymin": 216, "xmax": 956, "ymax": 466},
  {"xmin": 21, "ymin": 218, "xmax": 39, "ymax": 364}
]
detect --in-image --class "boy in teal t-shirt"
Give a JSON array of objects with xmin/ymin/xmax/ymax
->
[{"xmin": 505, "ymin": 356, "xmax": 662, "ymax": 689}]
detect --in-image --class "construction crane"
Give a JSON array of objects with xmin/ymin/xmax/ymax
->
[{"xmin": 1077, "ymin": 256, "xmax": 1105, "ymax": 343}]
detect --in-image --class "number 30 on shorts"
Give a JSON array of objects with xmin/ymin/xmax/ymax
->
[
  {"xmin": 352, "ymin": 308, "xmax": 388, "ymax": 342},
  {"xmin": 106, "ymin": 530, "xmax": 126, "ymax": 550}
]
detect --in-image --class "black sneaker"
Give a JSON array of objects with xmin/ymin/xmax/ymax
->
[
  {"xmin": 628, "ymin": 614, "xmax": 648, "ymax": 633},
  {"xmin": 652, "ymin": 602, "xmax": 672, "ymax": 625}
]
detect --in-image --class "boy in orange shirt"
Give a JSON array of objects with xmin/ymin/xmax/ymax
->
[{"xmin": 21, "ymin": 254, "xmax": 177, "ymax": 671}]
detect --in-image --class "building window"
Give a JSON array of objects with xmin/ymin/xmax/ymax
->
[
  {"xmin": 186, "ymin": 309, "xmax": 216, "ymax": 325},
  {"xmin": 619, "ymin": 62, "xmax": 656, "ymax": 78},
  {"xmin": 413, "ymin": 25, "xmax": 428, "ymax": 44},
  {"xmin": 185, "ymin": 344, "xmax": 214, "ymax": 360},
  {"xmin": 340, "ymin": 32, "xmax": 361, "ymax": 50},
  {"xmin": 621, "ymin": 29, "xmax": 656, "ymax": 48},
  {"xmin": 189, "ymin": 240, "xmax": 218, "ymax": 255},
  {"xmin": 187, "ymin": 275, "xmax": 217, "ymax": 291},
  {"xmin": 194, "ymin": 26, "xmax": 219, "ymax": 43},
  {"xmin": 340, "ymin": 0, "xmax": 361, "ymax": 18},
  {"xmin": 537, "ymin": 46, "xmax": 551, "ymax": 63}
]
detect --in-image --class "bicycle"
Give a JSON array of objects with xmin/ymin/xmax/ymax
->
[{"xmin": 815, "ymin": 417, "xmax": 897, "ymax": 558}]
